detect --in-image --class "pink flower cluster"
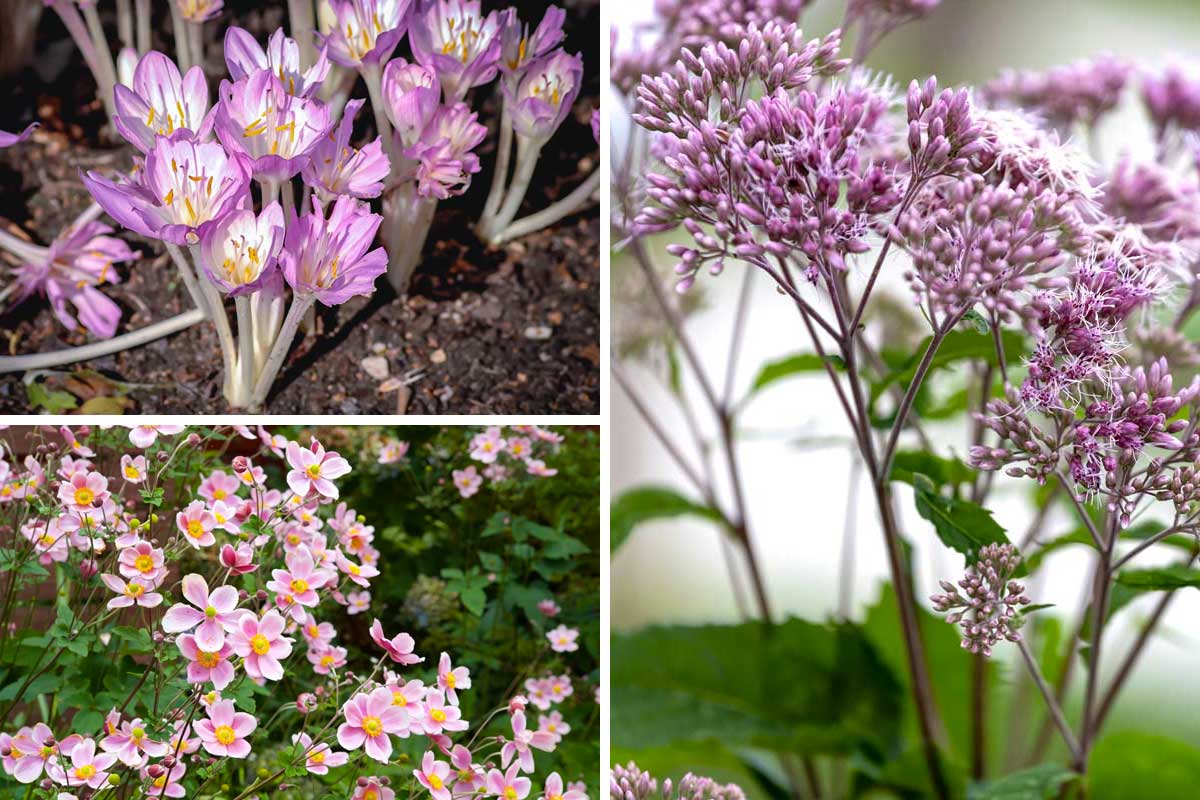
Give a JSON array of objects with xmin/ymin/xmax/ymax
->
[{"xmin": 452, "ymin": 425, "xmax": 564, "ymax": 497}]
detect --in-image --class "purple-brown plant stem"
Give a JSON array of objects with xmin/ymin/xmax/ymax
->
[
  {"xmin": 837, "ymin": 452, "xmax": 862, "ymax": 619},
  {"xmin": 1076, "ymin": 509, "xmax": 1119, "ymax": 772},
  {"xmin": 971, "ymin": 652, "xmax": 987, "ymax": 780},
  {"xmin": 1016, "ymin": 637, "xmax": 1081, "ymax": 760},
  {"xmin": 723, "ymin": 267, "xmax": 755, "ymax": 405},
  {"xmin": 612, "ymin": 363, "xmax": 708, "ymax": 494}
]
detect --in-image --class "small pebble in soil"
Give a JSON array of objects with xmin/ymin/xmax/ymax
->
[
  {"xmin": 524, "ymin": 326, "xmax": 553, "ymax": 340},
  {"xmin": 360, "ymin": 356, "xmax": 389, "ymax": 380}
]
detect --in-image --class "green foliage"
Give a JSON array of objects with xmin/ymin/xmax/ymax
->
[
  {"xmin": 1114, "ymin": 565, "xmax": 1200, "ymax": 590},
  {"xmin": 1090, "ymin": 733, "xmax": 1200, "ymax": 800},
  {"xmin": 890, "ymin": 450, "xmax": 976, "ymax": 489},
  {"xmin": 744, "ymin": 352, "xmax": 846, "ymax": 401},
  {"xmin": 611, "ymin": 485, "xmax": 724, "ymax": 553},
  {"xmin": 909, "ymin": 474, "xmax": 1011, "ymax": 564},
  {"xmin": 967, "ymin": 764, "xmax": 1077, "ymax": 800}
]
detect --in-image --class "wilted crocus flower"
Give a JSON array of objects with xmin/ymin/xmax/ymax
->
[
  {"xmin": 279, "ymin": 195, "xmax": 389, "ymax": 306},
  {"xmin": 83, "ymin": 132, "xmax": 251, "ymax": 245},
  {"xmin": 504, "ymin": 49, "xmax": 583, "ymax": 144},
  {"xmin": 215, "ymin": 71, "xmax": 334, "ymax": 182},
  {"xmin": 409, "ymin": 0, "xmax": 504, "ymax": 102},
  {"xmin": 498, "ymin": 5, "xmax": 565, "ymax": 87},
  {"xmin": 224, "ymin": 27, "xmax": 332, "ymax": 98},
  {"xmin": 407, "ymin": 103, "xmax": 487, "ymax": 199},
  {"xmin": 198, "ymin": 202, "xmax": 285, "ymax": 295},
  {"xmin": 113, "ymin": 51, "xmax": 212, "ymax": 153},
  {"xmin": 302, "ymin": 99, "xmax": 391, "ymax": 199},
  {"xmin": 175, "ymin": 0, "xmax": 224, "ymax": 23},
  {"xmin": 0, "ymin": 123, "xmax": 37, "ymax": 148},
  {"xmin": 381, "ymin": 58, "xmax": 441, "ymax": 148},
  {"xmin": 9, "ymin": 219, "xmax": 136, "ymax": 338},
  {"xmin": 323, "ymin": 0, "xmax": 414, "ymax": 67}
]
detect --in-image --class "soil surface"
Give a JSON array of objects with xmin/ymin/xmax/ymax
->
[{"xmin": 0, "ymin": 0, "xmax": 600, "ymax": 414}]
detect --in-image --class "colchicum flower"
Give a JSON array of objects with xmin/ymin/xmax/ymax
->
[
  {"xmin": 382, "ymin": 58, "xmax": 442, "ymax": 149},
  {"xmin": 408, "ymin": 0, "xmax": 504, "ymax": 102},
  {"xmin": 198, "ymin": 202, "xmax": 285, "ymax": 295},
  {"xmin": 504, "ymin": 49, "xmax": 583, "ymax": 144},
  {"xmin": 113, "ymin": 50, "xmax": 212, "ymax": 153},
  {"xmin": 930, "ymin": 543, "xmax": 1031, "ymax": 657},
  {"xmin": 323, "ymin": 0, "xmax": 414, "ymax": 67},
  {"xmin": 215, "ymin": 70, "xmax": 334, "ymax": 181},
  {"xmin": 498, "ymin": 5, "xmax": 565, "ymax": 88},
  {"xmin": 224, "ymin": 26, "xmax": 332, "ymax": 98},
  {"xmin": 302, "ymin": 99, "xmax": 391, "ymax": 199},
  {"xmin": 83, "ymin": 132, "xmax": 251, "ymax": 246},
  {"xmin": 278, "ymin": 195, "xmax": 389, "ymax": 306},
  {"xmin": 406, "ymin": 103, "xmax": 487, "ymax": 199}
]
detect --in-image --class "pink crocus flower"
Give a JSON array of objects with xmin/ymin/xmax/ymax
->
[
  {"xmin": 58, "ymin": 470, "xmax": 108, "ymax": 512},
  {"xmin": 405, "ymin": 102, "xmax": 488, "ymax": 199},
  {"xmin": 292, "ymin": 731, "xmax": 349, "ymax": 775},
  {"xmin": 120, "ymin": 454, "xmax": 148, "ymax": 483},
  {"xmin": 227, "ymin": 609, "xmax": 293, "ymax": 681},
  {"xmin": 118, "ymin": 541, "xmax": 167, "ymax": 582},
  {"xmin": 417, "ymin": 690, "xmax": 468, "ymax": 735},
  {"xmin": 161, "ymin": 573, "xmax": 244, "ymax": 651},
  {"xmin": 194, "ymin": 699, "xmax": 256, "ymax": 758},
  {"xmin": 8, "ymin": 217, "xmax": 134, "ymax": 339},
  {"xmin": 128, "ymin": 425, "xmax": 186, "ymax": 448},
  {"xmin": 353, "ymin": 776, "xmax": 396, "ymax": 800},
  {"xmin": 143, "ymin": 760, "xmax": 187, "ymax": 797},
  {"xmin": 215, "ymin": 71, "xmax": 334, "ymax": 181},
  {"xmin": 437, "ymin": 652, "xmax": 471, "ymax": 704},
  {"xmin": 538, "ymin": 711, "xmax": 570, "ymax": 741},
  {"xmin": 83, "ymin": 132, "xmax": 250, "ymax": 247},
  {"xmin": 487, "ymin": 763, "xmax": 533, "ymax": 800},
  {"xmin": 178, "ymin": 633, "xmax": 236, "ymax": 690},
  {"xmin": 99, "ymin": 717, "xmax": 167, "ymax": 767},
  {"xmin": 46, "ymin": 737, "xmax": 116, "ymax": 789},
  {"xmin": 337, "ymin": 686, "xmax": 409, "ymax": 762},
  {"xmin": 286, "ymin": 438, "xmax": 352, "ymax": 498},
  {"xmin": 413, "ymin": 749, "xmax": 453, "ymax": 800},
  {"xmin": 369, "ymin": 618, "xmax": 422, "ymax": 664},
  {"xmin": 196, "ymin": 200, "xmax": 286, "ymax": 296},
  {"xmin": 198, "ymin": 469, "xmax": 241, "ymax": 502},
  {"xmin": 219, "ymin": 542, "xmax": 257, "ymax": 574},
  {"xmin": 347, "ymin": 589, "xmax": 371, "ymax": 614},
  {"xmin": 322, "ymin": 0, "xmax": 413, "ymax": 66},
  {"xmin": 537, "ymin": 598, "xmax": 560, "ymax": 617},
  {"xmin": 303, "ymin": 98, "xmax": 390, "ymax": 200},
  {"xmin": 101, "ymin": 573, "xmax": 164, "ymax": 609},
  {"xmin": 503, "ymin": 49, "xmax": 583, "ymax": 144},
  {"xmin": 176, "ymin": 499, "xmax": 216, "ymax": 548},
  {"xmin": 450, "ymin": 744, "xmax": 486, "ymax": 793},
  {"xmin": 526, "ymin": 459, "xmax": 558, "ymax": 477},
  {"xmin": 267, "ymin": 545, "xmax": 334, "ymax": 620},
  {"xmin": 539, "ymin": 772, "xmax": 587, "ymax": 800},
  {"xmin": 546, "ymin": 625, "xmax": 579, "ymax": 653},
  {"xmin": 381, "ymin": 58, "xmax": 440, "ymax": 149},
  {"xmin": 278, "ymin": 194, "xmax": 389, "ymax": 307},
  {"xmin": 112, "ymin": 51, "xmax": 210, "ymax": 153},
  {"xmin": 501, "ymin": 710, "xmax": 556, "ymax": 772},
  {"xmin": 0, "ymin": 123, "xmax": 37, "ymax": 148},
  {"xmin": 223, "ymin": 27, "xmax": 331, "ymax": 98},
  {"xmin": 409, "ymin": 0, "xmax": 504, "ymax": 101},
  {"xmin": 452, "ymin": 466, "xmax": 482, "ymax": 497}
]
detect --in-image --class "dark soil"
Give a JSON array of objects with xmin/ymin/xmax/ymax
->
[{"xmin": 0, "ymin": 0, "xmax": 600, "ymax": 414}]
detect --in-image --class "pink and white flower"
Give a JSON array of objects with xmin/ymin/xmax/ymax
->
[
  {"xmin": 416, "ymin": 689, "xmax": 468, "ymax": 735},
  {"xmin": 176, "ymin": 499, "xmax": 217, "ymax": 548},
  {"xmin": 101, "ymin": 573, "xmax": 164, "ymax": 609},
  {"xmin": 501, "ymin": 710, "xmax": 556, "ymax": 773},
  {"xmin": 178, "ymin": 633, "xmax": 236, "ymax": 690},
  {"xmin": 337, "ymin": 686, "xmax": 410, "ymax": 762},
  {"xmin": 161, "ymin": 573, "xmax": 244, "ymax": 651},
  {"xmin": 219, "ymin": 542, "xmax": 257, "ymax": 574},
  {"xmin": 119, "ymin": 454, "xmax": 148, "ymax": 483},
  {"xmin": 292, "ymin": 731, "xmax": 349, "ymax": 775},
  {"xmin": 143, "ymin": 760, "xmax": 187, "ymax": 798},
  {"xmin": 118, "ymin": 541, "xmax": 167, "ymax": 582},
  {"xmin": 354, "ymin": 776, "xmax": 396, "ymax": 800},
  {"xmin": 537, "ymin": 598, "xmax": 560, "ymax": 617},
  {"xmin": 112, "ymin": 51, "xmax": 211, "ymax": 153},
  {"xmin": 452, "ymin": 465, "xmax": 482, "ymax": 497},
  {"xmin": 347, "ymin": 589, "xmax": 371, "ymax": 613},
  {"xmin": 198, "ymin": 469, "xmax": 241, "ymax": 502},
  {"xmin": 414, "ymin": 750, "xmax": 453, "ymax": 800},
  {"xmin": 58, "ymin": 470, "xmax": 108, "ymax": 512},
  {"xmin": 227, "ymin": 609, "xmax": 293, "ymax": 681},
  {"xmin": 469, "ymin": 427, "xmax": 506, "ymax": 463},
  {"xmin": 539, "ymin": 772, "xmax": 587, "ymax": 800},
  {"xmin": 194, "ymin": 700, "xmax": 256, "ymax": 758},
  {"xmin": 487, "ymin": 763, "xmax": 533, "ymax": 800},
  {"xmin": 437, "ymin": 652, "xmax": 471, "ymax": 704},
  {"xmin": 286, "ymin": 438, "xmax": 352, "ymax": 498},
  {"xmin": 99, "ymin": 717, "xmax": 167, "ymax": 767},
  {"xmin": 128, "ymin": 425, "xmax": 186, "ymax": 448},
  {"xmin": 370, "ymin": 618, "xmax": 422, "ymax": 664},
  {"xmin": 546, "ymin": 625, "xmax": 579, "ymax": 653},
  {"xmin": 450, "ymin": 744, "xmax": 486, "ymax": 793},
  {"xmin": 537, "ymin": 711, "xmax": 570, "ymax": 741},
  {"xmin": 45, "ymin": 737, "xmax": 116, "ymax": 789},
  {"xmin": 526, "ymin": 458, "xmax": 558, "ymax": 477},
  {"xmin": 267, "ymin": 545, "xmax": 335, "ymax": 620}
]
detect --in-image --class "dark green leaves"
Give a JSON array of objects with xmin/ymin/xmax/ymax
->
[
  {"xmin": 1091, "ymin": 733, "xmax": 1200, "ymax": 800},
  {"xmin": 1114, "ymin": 565, "xmax": 1200, "ymax": 591},
  {"xmin": 611, "ymin": 486, "xmax": 724, "ymax": 553},
  {"xmin": 910, "ymin": 474, "xmax": 1010, "ymax": 562},
  {"xmin": 745, "ymin": 352, "xmax": 845, "ymax": 400},
  {"xmin": 611, "ymin": 618, "xmax": 903, "ymax": 759},
  {"xmin": 890, "ymin": 450, "xmax": 975, "ymax": 488},
  {"xmin": 967, "ymin": 764, "xmax": 1077, "ymax": 800}
]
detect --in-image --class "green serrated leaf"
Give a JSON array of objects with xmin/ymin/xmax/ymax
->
[
  {"xmin": 890, "ymin": 450, "xmax": 976, "ymax": 488},
  {"xmin": 911, "ymin": 473, "xmax": 1010, "ymax": 563},
  {"xmin": 967, "ymin": 763, "xmax": 1077, "ymax": 800},
  {"xmin": 1114, "ymin": 565, "xmax": 1200, "ymax": 591},
  {"xmin": 745, "ymin": 352, "xmax": 846, "ymax": 401}
]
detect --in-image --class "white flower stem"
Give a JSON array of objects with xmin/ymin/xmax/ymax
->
[
  {"xmin": 286, "ymin": 0, "xmax": 317, "ymax": 69},
  {"xmin": 80, "ymin": 3, "xmax": 118, "ymax": 124},
  {"xmin": 490, "ymin": 168, "xmax": 599, "ymax": 245},
  {"xmin": 484, "ymin": 136, "xmax": 542, "ymax": 244},
  {"xmin": 479, "ymin": 102, "xmax": 513, "ymax": 223},
  {"xmin": 135, "ymin": 0, "xmax": 150, "ymax": 53},
  {"xmin": 0, "ymin": 228, "xmax": 47, "ymax": 262},
  {"xmin": 252, "ymin": 290, "xmax": 285, "ymax": 374},
  {"xmin": 234, "ymin": 294, "xmax": 255, "ymax": 408},
  {"xmin": 360, "ymin": 62, "xmax": 396, "ymax": 164},
  {"xmin": 187, "ymin": 20, "xmax": 204, "ymax": 73},
  {"xmin": 116, "ymin": 0, "xmax": 133, "ymax": 50},
  {"xmin": 170, "ymin": 2, "xmax": 191, "ymax": 72},
  {"xmin": 163, "ymin": 242, "xmax": 210, "ymax": 319},
  {"xmin": 249, "ymin": 292, "xmax": 316, "ymax": 410},
  {"xmin": 47, "ymin": 0, "xmax": 112, "ymax": 122},
  {"xmin": 188, "ymin": 245, "xmax": 239, "ymax": 403},
  {"xmin": 383, "ymin": 182, "xmax": 437, "ymax": 293},
  {"xmin": 0, "ymin": 309, "xmax": 205, "ymax": 373}
]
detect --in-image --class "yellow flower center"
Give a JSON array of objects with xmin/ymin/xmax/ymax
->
[
  {"xmin": 135, "ymin": 554, "xmax": 154, "ymax": 572},
  {"xmin": 310, "ymin": 749, "xmax": 326, "ymax": 764},
  {"xmin": 504, "ymin": 787, "xmax": 518, "ymax": 800},
  {"xmin": 548, "ymin": 723, "xmax": 557, "ymax": 732},
  {"xmin": 348, "ymin": 564, "xmax": 361, "ymax": 575},
  {"xmin": 74, "ymin": 487, "xmax": 95, "ymax": 506},
  {"xmin": 364, "ymin": 791, "xmax": 378, "ymax": 800},
  {"xmin": 307, "ymin": 624, "xmax": 319, "ymax": 637},
  {"xmin": 287, "ymin": 533, "xmax": 301, "ymax": 545},
  {"xmin": 197, "ymin": 650, "xmax": 221, "ymax": 668},
  {"xmin": 306, "ymin": 463, "xmax": 322, "ymax": 479},
  {"xmin": 215, "ymin": 725, "xmax": 236, "ymax": 745},
  {"xmin": 124, "ymin": 465, "xmax": 141, "ymax": 479},
  {"xmin": 361, "ymin": 716, "xmax": 382, "ymax": 737},
  {"xmin": 290, "ymin": 578, "xmax": 309, "ymax": 593},
  {"xmin": 321, "ymin": 654, "xmax": 334, "ymax": 666},
  {"xmin": 445, "ymin": 673, "xmax": 456, "ymax": 688},
  {"xmin": 428, "ymin": 775, "xmax": 444, "ymax": 791},
  {"xmin": 153, "ymin": 774, "xmax": 167, "ymax": 788},
  {"xmin": 430, "ymin": 708, "xmax": 446, "ymax": 723},
  {"xmin": 552, "ymin": 685, "xmax": 563, "ymax": 695},
  {"xmin": 39, "ymin": 534, "xmax": 55, "ymax": 546},
  {"xmin": 76, "ymin": 764, "xmax": 96, "ymax": 780},
  {"xmin": 126, "ymin": 583, "xmax": 145, "ymax": 598},
  {"xmin": 392, "ymin": 691, "xmax": 407, "ymax": 706},
  {"xmin": 212, "ymin": 488, "xmax": 226, "ymax": 500},
  {"xmin": 250, "ymin": 633, "xmax": 271, "ymax": 655},
  {"xmin": 187, "ymin": 520, "xmax": 205, "ymax": 538},
  {"xmin": 551, "ymin": 794, "xmax": 564, "ymax": 800},
  {"xmin": 131, "ymin": 727, "xmax": 145, "ymax": 740},
  {"xmin": 205, "ymin": 605, "xmax": 218, "ymax": 618}
]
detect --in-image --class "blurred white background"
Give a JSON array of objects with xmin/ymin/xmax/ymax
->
[{"xmin": 611, "ymin": 0, "xmax": 1200, "ymax": 742}]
